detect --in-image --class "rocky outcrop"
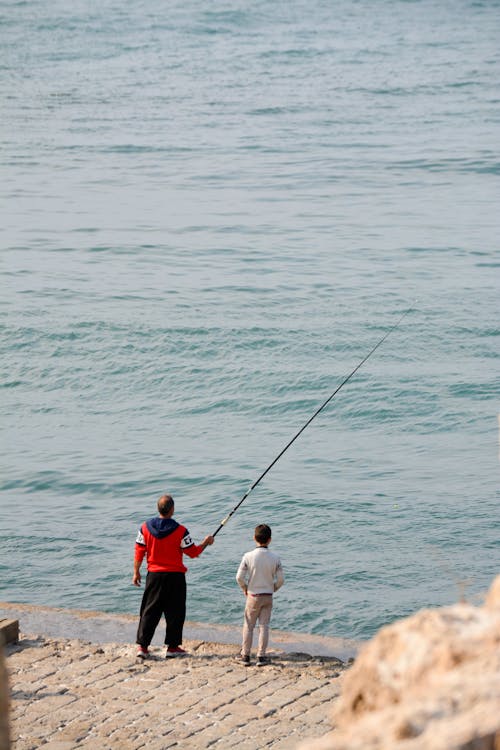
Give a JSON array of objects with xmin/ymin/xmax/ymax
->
[{"xmin": 299, "ymin": 575, "xmax": 500, "ymax": 750}]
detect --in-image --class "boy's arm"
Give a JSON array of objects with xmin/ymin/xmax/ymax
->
[
  {"xmin": 236, "ymin": 556, "xmax": 248, "ymax": 594},
  {"xmin": 274, "ymin": 560, "xmax": 284, "ymax": 592}
]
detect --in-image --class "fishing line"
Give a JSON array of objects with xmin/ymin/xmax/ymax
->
[{"xmin": 212, "ymin": 306, "xmax": 414, "ymax": 537}]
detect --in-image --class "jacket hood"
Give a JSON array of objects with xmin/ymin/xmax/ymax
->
[{"xmin": 146, "ymin": 517, "xmax": 179, "ymax": 539}]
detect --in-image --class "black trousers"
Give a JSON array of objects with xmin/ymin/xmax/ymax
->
[{"xmin": 136, "ymin": 571, "xmax": 186, "ymax": 648}]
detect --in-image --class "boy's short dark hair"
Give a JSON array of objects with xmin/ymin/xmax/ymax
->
[{"xmin": 254, "ymin": 524, "xmax": 271, "ymax": 544}]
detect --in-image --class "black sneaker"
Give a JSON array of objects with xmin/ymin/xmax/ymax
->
[{"xmin": 256, "ymin": 655, "xmax": 270, "ymax": 667}]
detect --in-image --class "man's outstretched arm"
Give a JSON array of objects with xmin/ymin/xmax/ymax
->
[{"xmin": 182, "ymin": 533, "xmax": 215, "ymax": 558}]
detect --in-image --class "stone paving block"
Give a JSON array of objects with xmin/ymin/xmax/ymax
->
[
  {"xmin": 296, "ymin": 701, "xmax": 334, "ymax": 725},
  {"xmin": 303, "ymin": 681, "xmax": 340, "ymax": 702},
  {"xmin": 11, "ymin": 740, "xmax": 37, "ymax": 750},
  {"xmin": 201, "ymin": 714, "xmax": 272, "ymax": 747},
  {"xmin": 12, "ymin": 720, "xmax": 59, "ymax": 744},
  {"xmin": 54, "ymin": 719, "xmax": 96, "ymax": 743},
  {"xmin": 129, "ymin": 675, "xmax": 166, "ymax": 690},
  {"xmin": 210, "ymin": 739, "xmax": 261, "ymax": 750},
  {"xmin": 92, "ymin": 673, "xmax": 130, "ymax": 691},
  {"xmin": 106, "ymin": 726, "xmax": 142, "ymax": 744},
  {"xmin": 163, "ymin": 691, "xmax": 205, "ymax": 711},
  {"xmin": 166, "ymin": 673, "xmax": 249, "ymax": 711},
  {"xmin": 21, "ymin": 664, "xmax": 59, "ymax": 681},
  {"xmin": 76, "ymin": 740, "xmax": 115, "ymax": 750},
  {"xmin": 257, "ymin": 683, "xmax": 325, "ymax": 712},
  {"xmin": 77, "ymin": 663, "xmax": 125, "ymax": 687},
  {"xmin": 178, "ymin": 736, "xmax": 222, "ymax": 750},
  {"xmin": 222, "ymin": 699, "xmax": 267, "ymax": 722},
  {"xmin": 167, "ymin": 719, "xmax": 212, "ymax": 741},
  {"xmin": 88, "ymin": 684, "xmax": 132, "ymax": 703},
  {"xmin": 209, "ymin": 730, "xmax": 250, "ymax": 749},
  {"xmin": 133, "ymin": 739, "xmax": 178, "ymax": 750},
  {"xmin": 196, "ymin": 687, "xmax": 273, "ymax": 717},
  {"xmin": 211, "ymin": 728, "xmax": 293, "ymax": 750},
  {"xmin": 280, "ymin": 690, "xmax": 339, "ymax": 721},
  {"xmin": 53, "ymin": 696, "xmax": 98, "ymax": 717},
  {"xmin": 268, "ymin": 732, "xmax": 318, "ymax": 750},
  {"xmin": 15, "ymin": 692, "xmax": 77, "ymax": 724},
  {"xmin": 194, "ymin": 682, "xmax": 265, "ymax": 714},
  {"xmin": 127, "ymin": 739, "xmax": 169, "ymax": 750},
  {"xmin": 8, "ymin": 644, "xmax": 53, "ymax": 664},
  {"xmin": 111, "ymin": 703, "xmax": 176, "ymax": 724},
  {"xmin": 46, "ymin": 660, "xmax": 96, "ymax": 682},
  {"xmin": 244, "ymin": 675, "xmax": 292, "ymax": 702},
  {"xmin": 42, "ymin": 704, "xmax": 94, "ymax": 729},
  {"xmin": 10, "ymin": 679, "xmax": 50, "ymax": 698},
  {"xmin": 214, "ymin": 711, "xmax": 259, "ymax": 733}
]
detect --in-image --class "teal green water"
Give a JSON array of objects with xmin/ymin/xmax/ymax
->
[{"xmin": 1, "ymin": 0, "xmax": 499, "ymax": 641}]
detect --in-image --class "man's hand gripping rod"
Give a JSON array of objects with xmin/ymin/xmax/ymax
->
[{"xmin": 212, "ymin": 306, "xmax": 414, "ymax": 537}]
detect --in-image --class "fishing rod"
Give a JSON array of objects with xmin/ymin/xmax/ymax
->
[{"xmin": 212, "ymin": 306, "xmax": 414, "ymax": 537}]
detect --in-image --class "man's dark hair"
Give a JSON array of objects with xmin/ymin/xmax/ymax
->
[
  {"xmin": 254, "ymin": 524, "xmax": 271, "ymax": 544},
  {"xmin": 158, "ymin": 494, "xmax": 174, "ymax": 516}
]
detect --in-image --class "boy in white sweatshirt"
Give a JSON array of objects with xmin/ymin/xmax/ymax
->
[{"xmin": 236, "ymin": 524, "xmax": 284, "ymax": 666}]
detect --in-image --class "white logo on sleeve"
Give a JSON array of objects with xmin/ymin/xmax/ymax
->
[
  {"xmin": 136, "ymin": 529, "xmax": 145, "ymax": 545},
  {"xmin": 181, "ymin": 532, "xmax": 194, "ymax": 549}
]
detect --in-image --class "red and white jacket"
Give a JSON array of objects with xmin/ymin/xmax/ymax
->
[{"xmin": 135, "ymin": 516, "xmax": 204, "ymax": 573}]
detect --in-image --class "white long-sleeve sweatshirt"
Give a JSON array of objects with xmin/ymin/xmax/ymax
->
[{"xmin": 236, "ymin": 546, "xmax": 284, "ymax": 595}]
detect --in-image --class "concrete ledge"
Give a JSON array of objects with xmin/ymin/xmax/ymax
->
[
  {"xmin": 0, "ymin": 602, "xmax": 359, "ymax": 660},
  {"xmin": 0, "ymin": 619, "xmax": 19, "ymax": 645}
]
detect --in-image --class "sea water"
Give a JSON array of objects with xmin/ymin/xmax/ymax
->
[{"xmin": 1, "ymin": 0, "xmax": 499, "ymax": 641}]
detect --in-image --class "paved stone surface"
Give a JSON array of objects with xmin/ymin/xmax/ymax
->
[{"xmin": 5, "ymin": 634, "xmax": 347, "ymax": 749}]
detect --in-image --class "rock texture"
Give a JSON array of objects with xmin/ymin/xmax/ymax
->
[{"xmin": 299, "ymin": 575, "xmax": 500, "ymax": 750}]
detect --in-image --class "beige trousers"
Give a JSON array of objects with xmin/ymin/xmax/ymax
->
[{"xmin": 242, "ymin": 594, "xmax": 273, "ymax": 657}]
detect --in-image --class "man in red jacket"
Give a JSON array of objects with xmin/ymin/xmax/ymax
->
[{"xmin": 133, "ymin": 493, "xmax": 214, "ymax": 659}]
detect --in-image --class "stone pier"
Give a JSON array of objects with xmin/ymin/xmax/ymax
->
[{"xmin": 1, "ymin": 604, "xmax": 354, "ymax": 750}]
